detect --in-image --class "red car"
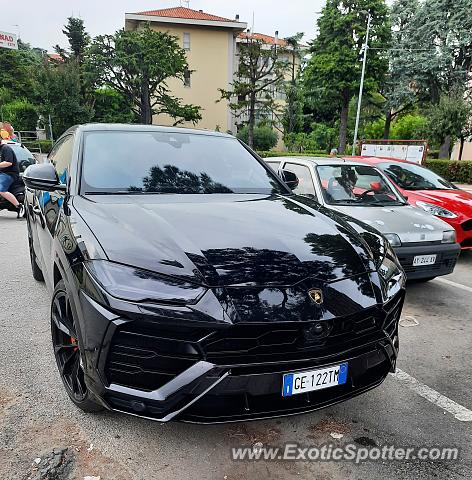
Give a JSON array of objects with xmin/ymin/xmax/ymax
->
[{"xmin": 350, "ymin": 157, "xmax": 472, "ymax": 250}]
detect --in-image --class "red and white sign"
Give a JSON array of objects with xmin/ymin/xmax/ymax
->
[{"xmin": 0, "ymin": 31, "xmax": 18, "ymax": 50}]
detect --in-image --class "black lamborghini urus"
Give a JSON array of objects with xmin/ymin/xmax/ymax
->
[{"xmin": 24, "ymin": 124, "xmax": 405, "ymax": 423}]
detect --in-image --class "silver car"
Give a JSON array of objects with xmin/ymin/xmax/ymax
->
[{"xmin": 266, "ymin": 157, "xmax": 460, "ymax": 281}]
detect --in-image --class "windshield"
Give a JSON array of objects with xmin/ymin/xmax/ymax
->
[
  {"xmin": 379, "ymin": 162, "xmax": 457, "ymax": 190},
  {"xmin": 81, "ymin": 131, "xmax": 285, "ymax": 195},
  {"xmin": 317, "ymin": 164, "xmax": 405, "ymax": 206},
  {"xmin": 10, "ymin": 145, "xmax": 34, "ymax": 162}
]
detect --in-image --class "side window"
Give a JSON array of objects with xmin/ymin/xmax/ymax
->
[
  {"xmin": 266, "ymin": 161, "xmax": 280, "ymax": 172},
  {"xmin": 183, "ymin": 32, "xmax": 191, "ymax": 50},
  {"xmin": 48, "ymin": 136, "xmax": 74, "ymax": 183},
  {"xmin": 283, "ymin": 163, "xmax": 317, "ymax": 198}
]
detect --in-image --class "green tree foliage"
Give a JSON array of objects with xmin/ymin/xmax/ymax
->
[
  {"xmin": 390, "ymin": 114, "xmax": 427, "ymax": 140},
  {"xmin": 87, "ymin": 25, "xmax": 201, "ymax": 125},
  {"xmin": 35, "ymin": 60, "xmax": 94, "ymax": 138},
  {"xmin": 237, "ymin": 125, "xmax": 279, "ymax": 150},
  {"xmin": 381, "ymin": 0, "xmax": 420, "ymax": 138},
  {"xmin": 282, "ymin": 33, "xmax": 305, "ymax": 137},
  {"xmin": 1, "ymin": 99, "xmax": 38, "ymax": 131},
  {"xmin": 55, "ymin": 17, "xmax": 90, "ymax": 62},
  {"xmin": 219, "ymin": 34, "xmax": 289, "ymax": 147},
  {"xmin": 91, "ymin": 88, "xmax": 137, "ymax": 123},
  {"xmin": 303, "ymin": 0, "xmax": 390, "ymax": 153},
  {"xmin": 284, "ymin": 123, "xmax": 337, "ymax": 152},
  {"xmin": 426, "ymin": 93, "xmax": 472, "ymax": 158}
]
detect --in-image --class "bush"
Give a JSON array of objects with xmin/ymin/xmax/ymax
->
[
  {"xmin": 258, "ymin": 151, "xmax": 334, "ymax": 158},
  {"xmin": 426, "ymin": 159, "xmax": 472, "ymax": 184},
  {"xmin": 363, "ymin": 119, "xmax": 384, "ymax": 140},
  {"xmin": 284, "ymin": 124, "xmax": 337, "ymax": 152},
  {"xmin": 391, "ymin": 114, "xmax": 428, "ymax": 140},
  {"xmin": 237, "ymin": 125, "xmax": 278, "ymax": 150},
  {"xmin": 37, "ymin": 140, "xmax": 53, "ymax": 154},
  {"xmin": 2, "ymin": 99, "xmax": 38, "ymax": 131}
]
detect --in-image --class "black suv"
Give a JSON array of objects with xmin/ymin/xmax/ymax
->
[{"xmin": 24, "ymin": 124, "xmax": 405, "ymax": 423}]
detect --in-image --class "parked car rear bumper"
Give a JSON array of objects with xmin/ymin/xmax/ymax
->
[{"xmin": 394, "ymin": 243, "xmax": 461, "ymax": 280}]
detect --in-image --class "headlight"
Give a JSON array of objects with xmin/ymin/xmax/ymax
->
[
  {"xmin": 442, "ymin": 230, "xmax": 456, "ymax": 244},
  {"xmin": 416, "ymin": 201, "xmax": 457, "ymax": 219},
  {"xmin": 85, "ymin": 260, "xmax": 206, "ymax": 304},
  {"xmin": 384, "ymin": 233, "xmax": 402, "ymax": 247}
]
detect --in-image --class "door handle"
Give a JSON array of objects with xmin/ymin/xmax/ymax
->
[{"xmin": 32, "ymin": 205, "xmax": 42, "ymax": 215}]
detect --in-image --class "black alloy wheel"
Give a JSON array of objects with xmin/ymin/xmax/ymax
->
[{"xmin": 51, "ymin": 280, "xmax": 103, "ymax": 412}]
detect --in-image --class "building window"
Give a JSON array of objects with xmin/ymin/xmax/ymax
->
[
  {"xmin": 183, "ymin": 32, "xmax": 191, "ymax": 50},
  {"xmin": 184, "ymin": 68, "xmax": 191, "ymax": 87}
]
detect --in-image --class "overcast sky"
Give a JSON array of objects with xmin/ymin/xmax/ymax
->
[{"xmin": 2, "ymin": 0, "xmax": 326, "ymax": 51}]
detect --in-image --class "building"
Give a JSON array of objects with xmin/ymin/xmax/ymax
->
[
  {"xmin": 125, "ymin": 7, "xmax": 247, "ymax": 133},
  {"xmin": 125, "ymin": 6, "xmax": 301, "ymax": 148}
]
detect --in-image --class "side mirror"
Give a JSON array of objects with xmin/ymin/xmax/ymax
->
[
  {"xmin": 281, "ymin": 170, "xmax": 299, "ymax": 190},
  {"xmin": 23, "ymin": 163, "xmax": 67, "ymax": 192}
]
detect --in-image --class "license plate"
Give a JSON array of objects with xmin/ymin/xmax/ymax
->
[
  {"xmin": 282, "ymin": 363, "xmax": 348, "ymax": 397},
  {"xmin": 412, "ymin": 254, "xmax": 437, "ymax": 266}
]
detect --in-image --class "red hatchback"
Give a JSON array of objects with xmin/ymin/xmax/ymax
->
[{"xmin": 350, "ymin": 157, "xmax": 472, "ymax": 250}]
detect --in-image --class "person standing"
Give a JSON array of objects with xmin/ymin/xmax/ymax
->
[{"xmin": 0, "ymin": 141, "xmax": 21, "ymax": 213}]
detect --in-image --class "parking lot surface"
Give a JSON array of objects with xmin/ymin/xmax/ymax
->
[{"xmin": 1, "ymin": 213, "xmax": 471, "ymax": 479}]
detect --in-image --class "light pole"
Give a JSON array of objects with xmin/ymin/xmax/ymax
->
[{"xmin": 352, "ymin": 11, "xmax": 372, "ymax": 156}]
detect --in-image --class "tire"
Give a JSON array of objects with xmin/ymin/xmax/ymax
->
[
  {"xmin": 51, "ymin": 280, "xmax": 104, "ymax": 413},
  {"xmin": 27, "ymin": 219, "xmax": 44, "ymax": 282}
]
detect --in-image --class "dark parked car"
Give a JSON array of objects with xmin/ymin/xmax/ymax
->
[{"xmin": 24, "ymin": 124, "xmax": 405, "ymax": 423}]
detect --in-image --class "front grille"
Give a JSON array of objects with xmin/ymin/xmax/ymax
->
[
  {"xmin": 105, "ymin": 292, "xmax": 404, "ymax": 392},
  {"xmin": 398, "ymin": 253, "xmax": 457, "ymax": 273},
  {"xmin": 462, "ymin": 219, "xmax": 472, "ymax": 232}
]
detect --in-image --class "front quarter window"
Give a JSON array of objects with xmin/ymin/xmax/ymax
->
[{"xmin": 81, "ymin": 131, "xmax": 286, "ymax": 195}]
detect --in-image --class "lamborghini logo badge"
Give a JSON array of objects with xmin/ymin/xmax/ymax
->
[{"xmin": 308, "ymin": 288, "xmax": 323, "ymax": 305}]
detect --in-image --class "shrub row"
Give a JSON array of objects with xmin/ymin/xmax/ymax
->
[
  {"xmin": 257, "ymin": 150, "xmax": 332, "ymax": 158},
  {"xmin": 425, "ymin": 159, "xmax": 472, "ymax": 184}
]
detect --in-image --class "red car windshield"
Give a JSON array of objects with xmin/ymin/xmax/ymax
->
[{"xmin": 379, "ymin": 162, "xmax": 457, "ymax": 191}]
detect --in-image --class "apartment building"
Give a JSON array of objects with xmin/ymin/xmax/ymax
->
[
  {"xmin": 125, "ymin": 6, "xmax": 247, "ymax": 133},
  {"xmin": 125, "ymin": 6, "xmax": 298, "ymax": 146}
]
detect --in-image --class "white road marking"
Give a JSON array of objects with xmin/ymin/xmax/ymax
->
[
  {"xmin": 434, "ymin": 277, "xmax": 472, "ymax": 293},
  {"xmin": 391, "ymin": 369, "xmax": 472, "ymax": 422}
]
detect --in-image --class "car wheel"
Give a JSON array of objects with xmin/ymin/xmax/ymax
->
[
  {"xmin": 51, "ymin": 280, "xmax": 103, "ymax": 413},
  {"xmin": 27, "ymin": 220, "xmax": 44, "ymax": 282}
]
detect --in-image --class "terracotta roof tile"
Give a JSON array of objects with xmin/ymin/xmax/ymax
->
[
  {"xmin": 238, "ymin": 32, "xmax": 287, "ymax": 46},
  {"xmin": 134, "ymin": 6, "xmax": 235, "ymax": 23}
]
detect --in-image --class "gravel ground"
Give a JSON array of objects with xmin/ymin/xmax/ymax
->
[{"xmin": 1, "ymin": 212, "xmax": 471, "ymax": 480}]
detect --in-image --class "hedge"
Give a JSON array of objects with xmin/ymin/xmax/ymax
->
[
  {"xmin": 257, "ymin": 150, "xmax": 333, "ymax": 158},
  {"xmin": 425, "ymin": 159, "xmax": 472, "ymax": 184}
]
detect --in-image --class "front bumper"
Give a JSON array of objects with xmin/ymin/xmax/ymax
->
[
  {"xmin": 394, "ymin": 243, "xmax": 460, "ymax": 280},
  {"xmin": 77, "ymin": 289, "xmax": 404, "ymax": 423}
]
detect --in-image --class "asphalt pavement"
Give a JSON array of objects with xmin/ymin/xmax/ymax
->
[{"xmin": 0, "ymin": 212, "xmax": 471, "ymax": 480}]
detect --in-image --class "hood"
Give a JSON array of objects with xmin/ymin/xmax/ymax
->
[
  {"xmin": 409, "ymin": 189, "xmax": 472, "ymax": 219},
  {"xmin": 332, "ymin": 204, "xmax": 452, "ymax": 243},
  {"xmin": 73, "ymin": 194, "xmax": 373, "ymax": 287}
]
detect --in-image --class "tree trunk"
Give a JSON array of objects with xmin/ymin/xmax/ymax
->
[
  {"xmin": 438, "ymin": 135, "xmax": 451, "ymax": 159},
  {"xmin": 459, "ymin": 136, "xmax": 465, "ymax": 161},
  {"xmin": 248, "ymin": 92, "xmax": 256, "ymax": 148},
  {"xmin": 338, "ymin": 90, "xmax": 350, "ymax": 154},
  {"xmin": 140, "ymin": 76, "xmax": 152, "ymax": 124},
  {"xmin": 383, "ymin": 109, "xmax": 392, "ymax": 140}
]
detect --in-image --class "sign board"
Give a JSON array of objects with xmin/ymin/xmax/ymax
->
[
  {"xmin": 361, "ymin": 142, "xmax": 426, "ymax": 164},
  {"xmin": 0, "ymin": 31, "xmax": 18, "ymax": 50}
]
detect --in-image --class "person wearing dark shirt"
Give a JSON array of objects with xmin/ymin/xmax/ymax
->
[{"xmin": 0, "ymin": 142, "xmax": 21, "ymax": 211}]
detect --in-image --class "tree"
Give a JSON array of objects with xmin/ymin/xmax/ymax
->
[
  {"xmin": 55, "ymin": 17, "xmax": 90, "ymax": 62},
  {"xmin": 87, "ymin": 25, "xmax": 201, "ymax": 125},
  {"xmin": 237, "ymin": 125, "xmax": 278, "ymax": 150},
  {"xmin": 219, "ymin": 33, "xmax": 289, "ymax": 148},
  {"xmin": 35, "ymin": 60, "xmax": 94, "ymax": 138},
  {"xmin": 426, "ymin": 93, "xmax": 472, "ymax": 158},
  {"xmin": 381, "ymin": 0, "xmax": 420, "ymax": 138},
  {"xmin": 282, "ymin": 33, "xmax": 305, "ymax": 137},
  {"xmin": 91, "ymin": 88, "xmax": 137, "ymax": 124},
  {"xmin": 303, "ymin": 0, "xmax": 390, "ymax": 153}
]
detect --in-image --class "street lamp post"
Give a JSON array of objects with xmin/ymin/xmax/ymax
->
[{"xmin": 352, "ymin": 12, "xmax": 372, "ymax": 156}]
